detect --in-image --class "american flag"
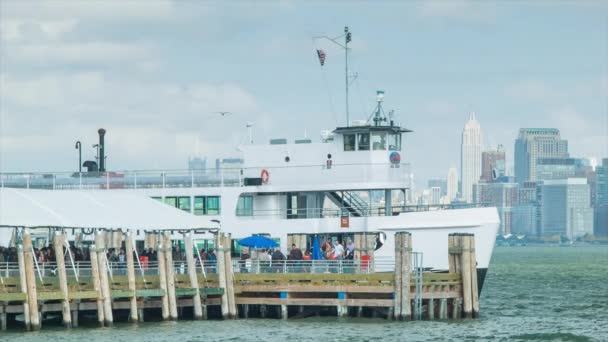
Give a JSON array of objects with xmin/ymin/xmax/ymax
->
[{"xmin": 316, "ymin": 49, "xmax": 326, "ymax": 66}]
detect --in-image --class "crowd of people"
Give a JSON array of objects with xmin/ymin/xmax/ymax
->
[{"xmin": 0, "ymin": 237, "xmax": 370, "ymax": 274}]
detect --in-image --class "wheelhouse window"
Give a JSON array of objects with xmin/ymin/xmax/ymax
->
[
  {"xmin": 205, "ymin": 196, "xmax": 221, "ymax": 215},
  {"xmin": 177, "ymin": 196, "xmax": 191, "ymax": 212},
  {"xmin": 389, "ymin": 133, "xmax": 401, "ymax": 151},
  {"xmin": 343, "ymin": 134, "xmax": 356, "ymax": 151},
  {"xmin": 371, "ymin": 132, "xmax": 387, "ymax": 150},
  {"xmin": 236, "ymin": 196, "xmax": 254, "ymax": 216},
  {"xmin": 164, "ymin": 196, "xmax": 177, "ymax": 207},
  {"xmin": 357, "ymin": 133, "xmax": 370, "ymax": 151},
  {"xmin": 194, "ymin": 196, "xmax": 205, "ymax": 215}
]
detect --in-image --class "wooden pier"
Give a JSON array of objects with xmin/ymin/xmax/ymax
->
[{"xmin": 0, "ymin": 230, "xmax": 480, "ymax": 331}]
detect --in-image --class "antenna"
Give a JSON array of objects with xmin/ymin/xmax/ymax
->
[
  {"xmin": 246, "ymin": 122, "xmax": 254, "ymax": 145},
  {"xmin": 313, "ymin": 26, "xmax": 354, "ymax": 127}
]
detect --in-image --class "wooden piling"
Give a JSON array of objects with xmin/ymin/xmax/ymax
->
[
  {"xmin": 428, "ymin": 288, "xmax": 435, "ymax": 320},
  {"xmin": 125, "ymin": 231, "xmax": 138, "ymax": 322},
  {"xmin": 164, "ymin": 232, "xmax": 178, "ymax": 320},
  {"xmin": 448, "ymin": 235, "xmax": 455, "ymax": 273},
  {"xmin": 95, "ymin": 231, "xmax": 113, "ymax": 326},
  {"xmin": 0, "ymin": 304, "xmax": 6, "ymax": 331},
  {"xmin": 72, "ymin": 301, "xmax": 79, "ymax": 327},
  {"xmin": 393, "ymin": 232, "xmax": 403, "ymax": 320},
  {"xmin": 156, "ymin": 234, "xmax": 170, "ymax": 320},
  {"xmin": 401, "ymin": 232, "xmax": 412, "ymax": 320},
  {"xmin": 222, "ymin": 234, "xmax": 237, "ymax": 319},
  {"xmin": 216, "ymin": 233, "xmax": 229, "ymax": 319},
  {"xmin": 88, "ymin": 245, "xmax": 105, "ymax": 326},
  {"xmin": 469, "ymin": 234, "xmax": 480, "ymax": 318},
  {"xmin": 184, "ymin": 232, "xmax": 203, "ymax": 320},
  {"xmin": 439, "ymin": 298, "xmax": 448, "ymax": 320},
  {"xmin": 22, "ymin": 230, "xmax": 40, "ymax": 330},
  {"xmin": 461, "ymin": 234, "xmax": 473, "ymax": 319},
  {"xmin": 53, "ymin": 232, "xmax": 72, "ymax": 328},
  {"xmin": 17, "ymin": 244, "xmax": 31, "ymax": 330}
]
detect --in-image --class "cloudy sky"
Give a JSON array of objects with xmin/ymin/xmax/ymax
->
[{"xmin": 1, "ymin": 0, "xmax": 607, "ymax": 187}]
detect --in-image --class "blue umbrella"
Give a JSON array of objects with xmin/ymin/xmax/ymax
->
[
  {"xmin": 238, "ymin": 235, "xmax": 279, "ymax": 249},
  {"xmin": 312, "ymin": 235, "xmax": 322, "ymax": 260}
]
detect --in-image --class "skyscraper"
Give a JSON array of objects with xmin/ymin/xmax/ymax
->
[
  {"xmin": 447, "ymin": 167, "xmax": 458, "ymax": 202},
  {"xmin": 539, "ymin": 178, "xmax": 594, "ymax": 239},
  {"xmin": 474, "ymin": 178, "xmax": 519, "ymax": 235},
  {"xmin": 596, "ymin": 158, "xmax": 608, "ymax": 236},
  {"xmin": 481, "ymin": 145, "xmax": 506, "ymax": 183},
  {"xmin": 461, "ymin": 112, "xmax": 482, "ymax": 203},
  {"xmin": 514, "ymin": 128, "xmax": 568, "ymax": 184}
]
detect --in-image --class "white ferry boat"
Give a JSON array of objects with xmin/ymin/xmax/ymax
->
[{"xmin": 0, "ymin": 27, "xmax": 499, "ymax": 289}]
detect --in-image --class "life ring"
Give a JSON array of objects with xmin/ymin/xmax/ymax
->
[{"xmin": 261, "ymin": 169, "xmax": 270, "ymax": 184}]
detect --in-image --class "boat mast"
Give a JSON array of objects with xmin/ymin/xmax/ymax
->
[
  {"xmin": 314, "ymin": 26, "xmax": 354, "ymax": 127},
  {"xmin": 344, "ymin": 26, "xmax": 351, "ymax": 127}
]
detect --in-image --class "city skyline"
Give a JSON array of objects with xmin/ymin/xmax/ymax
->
[{"xmin": 0, "ymin": 1, "xmax": 606, "ymax": 190}]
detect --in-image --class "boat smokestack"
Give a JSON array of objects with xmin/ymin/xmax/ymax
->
[{"xmin": 98, "ymin": 128, "xmax": 106, "ymax": 172}]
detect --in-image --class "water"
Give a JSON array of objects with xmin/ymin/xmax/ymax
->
[{"xmin": 3, "ymin": 246, "xmax": 608, "ymax": 341}]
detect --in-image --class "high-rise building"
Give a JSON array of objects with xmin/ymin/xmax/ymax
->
[
  {"xmin": 595, "ymin": 158, "xmax": 608, "ymax": 236},
  {"xmin": 430, "ymin": 187, "xmax": 441, "ymax": 205},
  {"xmin": 514, "ymin": 181, "xmax": 538, "ymax": 236},
  {"xmin": 514, "ymin": 128, "xmax": 568, "ymax": 184},
  {"xmin": 481, "ymin": 145, "xmax": 506, "ymax": 183},
  {"xmin": 474, "ymin": 177, "xmax": 518, "ymax": 235},
  {"xmin": 188, "ymin": 157, "xmax": 207, "ymax": 173},
  {"xmin": 461, "ymin": 112, "xmax": 482, "ymax": 203},
  {"xmin": 427, "ymin": 179, "xmax": 447, "ymax": 196},
  {"xmin": 539, "ymin": 178, "xmax": 594, "ymax": 239},
  {"xmin": 447, "ymin": 167, "xmax": 458, "ymax": 202},
  {"xmin": 536, "ymin": 158, "xmax": 576, "ymax": 181}
]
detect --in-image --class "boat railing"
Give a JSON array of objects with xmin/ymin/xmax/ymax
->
[
  {"xmin": 0, "ymin": 162, "xmax": 410, "ymax": 190},
  {"xmin": 230, "ymin": 258, "xmax": 395, "ymax": 274},
  {"xmin": 241, "ymin": 202, "xmax": 492, "ymax": 219}
]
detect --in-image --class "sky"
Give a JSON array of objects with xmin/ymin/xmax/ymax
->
[{"xmin": 0, "ymin": 0, "xmax": 607, "ymax": 188}]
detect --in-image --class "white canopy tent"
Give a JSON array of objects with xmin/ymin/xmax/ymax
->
[{"xmin": 0, "ymin": 188, "xmax": 217, "ymax": 246}]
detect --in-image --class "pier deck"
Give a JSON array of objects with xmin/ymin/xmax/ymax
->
[{"xmin": 0, "ymin": 231, "xmax": 479, "ymax": 331}]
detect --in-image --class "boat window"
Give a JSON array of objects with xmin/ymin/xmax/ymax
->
[
  {"xmin": 164, "ymin": 196, "xmax": 177, "ymax": 207},
  {"xmin": 205, "ymin": 196, "xmax": 221, "ymax": 215},
  {"xmin": 178, "ymin": 196, "xmax": 191, "ymax": 212},
  {"xmin": 389, "ymin": 133, "xmax": 401, "ymax": 151},
  {"xmin": 236, "ymin": 196, "xmax": 254, "ymax": 216},
  {"xmin": 371, "ymin": 132, "xmax": 387, "ymax": 150},
  {"xmin": 194, "ymin": 196, "xmax": 205, "ymax": 216},
  {"xmin": 357, "ymin": 133, "xmax": 370, "ymax": 151},
  {"xmin": 343, "ymin": 134, "xmax": 356, "ymax": 151}
]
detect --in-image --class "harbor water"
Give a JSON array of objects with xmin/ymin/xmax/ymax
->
[{"xmin": 3, "ymin": 246, "xmax": 607, "ymax": 342}]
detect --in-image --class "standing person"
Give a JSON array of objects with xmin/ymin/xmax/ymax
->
[
  {"xmin": 322, "ymin": 238, "xmax": 332, "ymax": 259},
  {"xmin": 271, "ymin": 248, "xmax": 286, "ymax": 273},
  {"xmin": 240, "ymin": 248, "xmax": 250, "ymax": 273},
  {"xmin": 333, "ymin": 240, "xmax": 345, "ymax": 260},
  {"xmin": 259, "ymin": 249, "xmax": 270, "ymax": 273},
  {"xmin": 288, "ymin": 243, "xmax": 303, "ymax": 272},
  {"xmin": 207, "ymin": 248, "xmax": 217, "ymax": 273}
]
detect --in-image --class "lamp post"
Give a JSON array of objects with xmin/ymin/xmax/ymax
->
[
  {"xmin": 75, "ymin": 141, "xmax": 82, "ymax": 173},
  {"xmin": 93, "ymin": 144, "xmax": 99, "ymax": 166}
]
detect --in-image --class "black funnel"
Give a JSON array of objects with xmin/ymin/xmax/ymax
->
[{"xmin": 98, "ymin": 128, "xmax": 106, "ymax": 172}]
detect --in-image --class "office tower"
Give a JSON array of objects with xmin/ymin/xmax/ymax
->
[
  {"xmin": 461, "ymin": 112, "xmax": 482, "ymax": 203},
  {"xmin": 474, "ymin": 178, "xmax": 518, "ymax": 235},
  {"xmin": 514, "ymin": 128, "xmax": 568, "ymax": 184},
  {"xmin": 539, "ymin": 178, "xmax": 594, "ymax": 239},
  {"xmin": 430, "ymin": 187, "xmax": 441, "ymax": 205},
  {"xmin": 427, "ymin": 179, "xmax": 447, "ymax": 196},
  {"xmin": 536, "ymin": 158, "xmax": 576, "ymax": 181},
  {"xmin": 596, "ymin": 158, "xmax": 608, "ymax": 236},
  {"xmin": 481, "ymin": 145, "xmax": 506, "ymax": 183},
  {"xmin": 447, "ymin": 167, "xmax": 458, "ymax": 202}
]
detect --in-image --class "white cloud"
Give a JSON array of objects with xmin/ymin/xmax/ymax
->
[
  {"xmin": 0, "ymin": 71, "xmax": 260, "ymax": 170},
  {"xmin": 504, "ymin": 79, "xmax": 557, "ymax": 101},
  {"xmin": 417, "ymin": 0, "xmax": 496, "ymax": 21},
  {"xmin": 2, "ymin": 0, "xmax": 176, "ymax": 21},
  {"xmin": 552, "ymin": 107, "xmax": 607, "ymax": 159},
  {"xmin": 5, "ymin": 41, "xmax": 154, "ymax": 64}
]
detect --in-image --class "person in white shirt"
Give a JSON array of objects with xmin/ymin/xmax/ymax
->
[{"xmin": 333, "ymin": 240, "xmax": 345, "ymax": 260}]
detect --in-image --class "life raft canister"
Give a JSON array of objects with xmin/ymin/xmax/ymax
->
[{"xmin": 261, "ymin": 169, "xmax": 270, "ymax": 184}]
